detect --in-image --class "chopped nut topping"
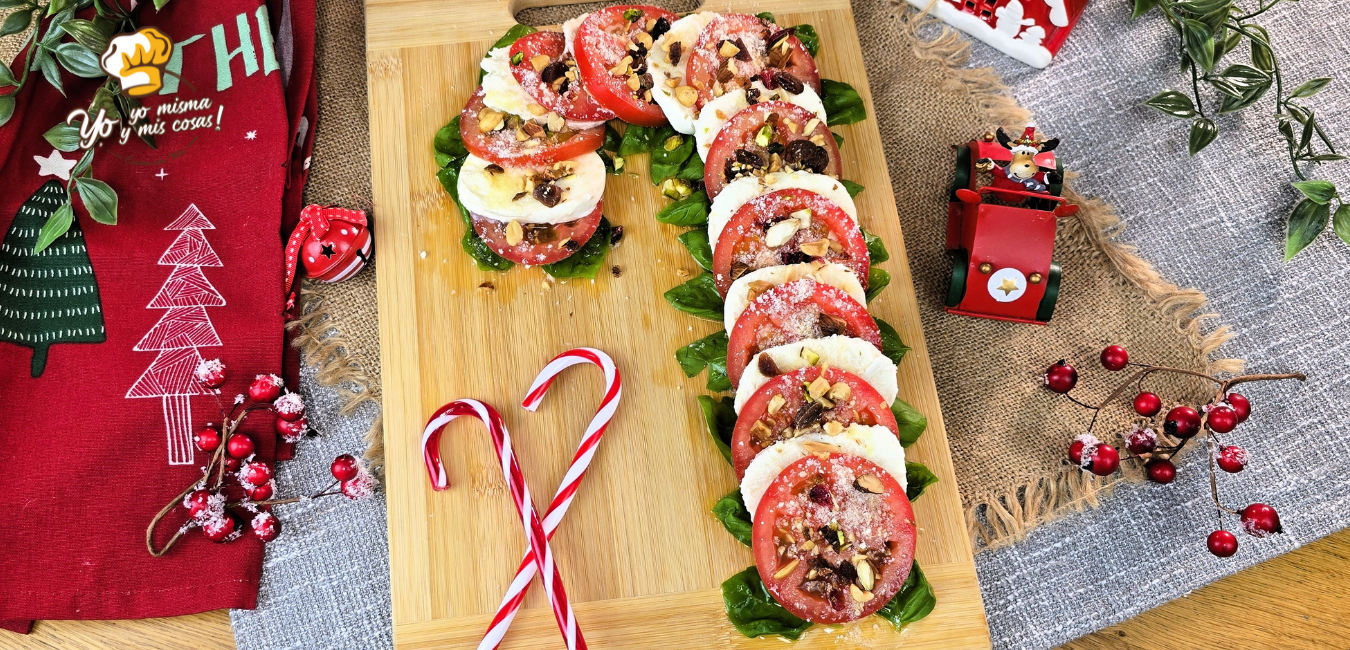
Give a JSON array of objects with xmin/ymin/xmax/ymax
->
[
  {"xmin": 824, "ymin": 421, "xmax": 845, "ymax": 436},
  {"xmin": 799, "ymin": 239, "xmax": 831, "ymax": 257},
  {"xmin": 515, "ymin": 127, "xmax": 530, "ymax": 142},
  {"xmin": 803, "ymin": 118, "xmax": 821, "ymax": 135},
  {"xmin": 665, "ymin": 77, "xmax": 680, "ymax": 88},
  {"xmin": 810, "ymin": 134, "xmax": 826, "ymax": 146},
  {"xmin": 530, "ymin": 54, "xmax": 551, "ymax": 72},
  {"xmin": 546, "ymin": 112, "xmax": 565, "ymax": 133},
  {"xmin": 719, "ymin": 40, "xmax": 741, "ymax": 58},
  {"xmin": 765, "ymin": 218, "xmax": 802, "ymax": 248},
  {"xmin": 807, "ymin": 375, "xmax": 832, "ymax": 401},
  {"xmin": 747, "ymin": 279, "xmax": 774, "ymax": 301},
  {"xmin": 773, "ymin": 558, "xmax": 800, "ymax": 580},
  {"xmin": 827, "ymin": 382, "xmax": 852, "ymax": 402},
  {"xmin": 522, "ymin": 122, "xmax": 545, "ymax": 138},
  {"xmin": 634, "ymin": 31, "xmax": 653, "ymax": 49},
  {"xmin": 855, "ymin": 558, "xmax": 877, "ymax": 591},
  {"xmin": 505, "ymin": 220, "xmax": 524, "ymax": 246},
  {"xmin": 767, "ymin": 394, "xmax": 786, "ymax": 415},
  {"xmin": 800, "ymin": 440, "xmax": 839, "ymax": 457},
  {"xmin": 854, "ymin": 474, "xmax": 885, "ymax": 494},
  {"xmin": 850, "ymin": 584, "xmax": 875, "ymax": 603},
  {"xmin": 527, "ymin": 103, "xmax": 547, "ymax": 116},
  {"xmin": 801, "ymin": 539, "xmax": 816, "ymax": 552},
  {"xmin": 751, "ymin": 419, "xmax": 773, "ymax": 443},
  {"xmin": 477, "ymin": 107, "xmax": 505, "ymax": 133},
  {"xmin": 801, "ymin": 348, "xmax": 820, "ymax": 365}
]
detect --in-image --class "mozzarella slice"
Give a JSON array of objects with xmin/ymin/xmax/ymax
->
[
  {"xmin": 708, "ymin": 170, "xmax": 858, "ymax": 253},
  {"xmin": 735, "ymin": 335, "xmax": 897, "ymax": 413},
  {"xmin": 724, "ymin": 262, "xmax": 865, "ymax": 333},
  {"xmin": 693, "ymin": 81, "xmax": 827, "ymax": 161},
  {"xmin": 456, "ymin": 152, "xmax": 605, "ymax": 225},
  {"xmin": 480, "ymin": 45, "xmax": 604, "ymax": 130},
  {"xmin": 649, "ymin": 12, "xmax": 718, "ymax": 134},
  {"xmin": 562, "ymin": 14, "xmax": 587, "ymax": 55},
  {"xmin": 740, "ymin": 424, "xmax": 907, "ymax": 516}
]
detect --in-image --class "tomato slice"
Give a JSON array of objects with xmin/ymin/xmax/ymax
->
[
  {"xmin": 573, "ymin": 5, "xmax": 679, "ymax": 127},
  {"xmin": 726, "ymin": 279, "xmax": 881, "ymax": 388},
  {"xmin": 459, "ymin": 88, "xmax": 605, "ymax": 167},
  {"xmin": 704, "ymin": 101, "xmax": 841, "ymax": 199},
  {"xmin": 686, "ymin": 14, "xmax": 821, "ymax": 110},
  {"xmin": 752, "ymin": 453, "xmax": 916, "ymax": 624},
  {"xmin": 471, "ymin": 201, "xmax": 603, "ymax": 266},
  {"xmin": 509, "ymin": 31, "xmax": 616, "ymax": 122},
  {"xmin": 731, "ymin": 366, "xmax": 900, "ymax": 480},
  {"xmin": 712, "ymin": 188, "xmax": 869, "ymax": 296}
]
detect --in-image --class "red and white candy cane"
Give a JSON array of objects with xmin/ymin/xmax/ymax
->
[
  {"xmin": 421, "ymin": 399, "xmax": 585, "ymax": 650},
  {"xmin": 478, "ymin": 348, "xmax": 621, "ymax": 650}
]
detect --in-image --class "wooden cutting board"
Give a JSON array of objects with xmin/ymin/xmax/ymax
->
[{"xmin": 368, "ymin": 0, "xmax": 992, "ymax": 647}]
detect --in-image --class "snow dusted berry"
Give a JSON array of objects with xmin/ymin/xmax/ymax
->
[
  {"xmin": 223, "ymin": 455, "xmax": 242, "ymax": 472},
  {"xmin": 1085, "ymin": 444, "xmax": 1120, "ymax": 476},
  {"xmin": 226, "ymin": 434, "xmax": 256, "ymax": 459},
  {"xmin": 1207, "ymin": 530, "xmax": 1238, "ymax": 557},
  {"xmin": 195, "ymin": 358, "xmax": 227, "ymax": 389},
  {"xmin": 273, "ymin": 392, "xmax": 306, "ymax": 422},
  {"xmin": 1125, "ymin": 426, "xmax": 1158, "ymax": 455},
  {"xmin": 1217, "ymin": 445, "xmax": 1249, "ymax": 473},
  {"xmin": 1163, "ymin": 405, "xmax": 1202, "ymax": 439},
  {"xmin": 238, "ymin": 461, "xmax": 273, "ymax": 489},
  {"xmin": 1226, "ymin": 392, "xmax": 1251, "ymax": 422},
  {"xmin": 250, "ymin": 512, "xmax": 281, "ymax": 542},
  {"xmin": 1067, "ymin": 434, "xmax": 1099, "ymax": 466},
  {"xmin": 1207, "ymin": 405, "xmax": 1238, "ymax": 433},
  {"xmin": 276, "ymin": 415, "xmax": 308, "ymax": 442},
  {"xmin": 184, "ymin": 489, "xmax": 220, "ymax": 520},
  {"xmin": 331, "ymin": 454, "xmax": 360, "ymax": 481},
  {"xmin": 1044, "ymin": 360, "xmax": 1078, "ymax": 393},
  {"xmin": 202, "ymin": 512, "xmax": 242, "ymax": 543},
  {"xmin": 1145, "ymin": 458, "xmax": 1176, "ymax": 484},
  {"xmin": 341, "ymin": 466, "xmax": 376, "ymax": 500},
  {"xmin": 1240, "ymin": 503, "xmax": 1282, "ymax": 537},
  {"xmin": 1100, "ymin": 345, "xmax": 1129, "ymax": 371},
  {"xmin": 248, "ymin": 374, "xmax": 284, "ymax": 402},
  {"xmin": 248, "ymin": 481, "xmax": 275, "ymax": 502},
  {"xmin": 1132, "ymin": 392, "xmax": 1162, "ymax": 417},
  {"xmin": 194, "ymin": 425, "xmax": 222, "ymax": 452}
]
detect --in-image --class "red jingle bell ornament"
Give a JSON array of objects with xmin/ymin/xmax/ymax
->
[{"xmin": 285, "ymin": 205, "xmax": 372, "ymax": 290}]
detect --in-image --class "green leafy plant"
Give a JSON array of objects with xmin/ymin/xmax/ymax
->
[{"xmin": 1136, "ymin": 0, "xmax": 1344, "ymax": 259}]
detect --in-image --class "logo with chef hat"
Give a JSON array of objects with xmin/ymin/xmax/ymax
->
[{"xmin": 100, "ymin": 27, "xmax": 174, "ymax": 97}]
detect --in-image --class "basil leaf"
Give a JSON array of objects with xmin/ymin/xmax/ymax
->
[
  {"xmin": 44, "ymin": 121, "xmax": 82, "ymax": 152},
  {"xmin": 905, "ymin": 461, "xmax": 938, "ymax": 501},
  {"xmin": 1144, "ymin": 90, "xmax": 1195, "ymax": 119},
  {"xmin": 866, "ymin": 267, "xmax": 891, "ymax": 303},
  {"xmin": 819, "ymin": 78, "xmax": 865, "ymax": 126},
  {"xmin": 833, "ymin": 131, "xmax": 844, "ymax": 148},
  {"xmin": 679, "ymin": 228, "xmax": 713, "ymax": 271},
  {"xmin": 657, "ymin": 190, "xmax": 710, "ymax": 226},
  {"xmin": 841, "ymin": 179, "xmax": 863, "ymax": 197},
  {"xmin": 75, "ymin": 177, "xmax": 117, "ymax": 225},
  {"xmin": 792, "ymin": 24, "xmax": 820, "ymax": 57},
  {"xmin": 1332, "ymin": 203, "xmax": 1350, "ymax": 247},
  {"xmin": 479, "ymin": 24, "xmax": 537, "ymax": 83},
  {"xmin": 890, "ymin": 399, "xmax": 928, "ymax": 447},
  {"xmin": 713, "ymin": 488, "xmax": 753, "ymax": 545},
  {"xmin": 722, "ymin": 566, "xmax": 812, "ymax": 640},
  {"xmin": 1285, "ymin": 198, "xmax": 1330, "ymax": 260},
  {"xmin": 602, "ymin": 121, "xmax": 623, "ymax": 152},
  {"xmin": 433, "ymin": 116, "xmax": 468, "ymax": 161},
  {"xmin": 650, "ymin": 128, "xmax": 695, "ymax": 184},
  {"xmin": 755, "ymin": 11, "xmax": 774, "ymax": 22},
  {"xmin": 862, "ymin": 227, "xmax": 889, "ymax": 263},
  {"xmin": 664, "ymin": 272, "xmax": 724, "ymax": 321},
  {"xmin": 436, "ymin": 164, "xmax": 515, "ymax": 272},
  {"xmin": 619, "ymin": 123, "xmax": 661, "ymax": 156},
  {"xmin": 542, "ymin": 217, "xmax": 613, "ymax": 279},
  {"xmin": 875, "ymin": 317, "xmax": 909, "ymax": 365},
  {"xmin": 34, "ymin": 202, "xmax": 74, "ymax": 254},
  {"xmin": 875, "ymin": 561, "xmax": 937, "ymax": 630},
  {"xmin": 677, "ymin": 152, "xmax": 704, "ymax": 180},
  {"xmin": 1188, "ymin": 117, "xmax": 1217, "ymax": 155},
  {"xmin": 1290, "ymin": 77, "xmax": 1332, "ymax": 99},
  {"xmin": 1292, "ymin": 180, "xmax": 1338, "ymax": 205},
  {"xmin": 677, "ymin": 329, "xmax": 731, "ymax": 392},
  {"xmin": 698, "ymin": 394, "xmax": 737, "ymax": 464}
]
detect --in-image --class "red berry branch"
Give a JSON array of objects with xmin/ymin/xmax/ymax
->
[
  {"xmin": 1042, "ymin": 345, "xmax": 1306, "ymax": 558},
  {"xmin": 145, "ymin": 360, "xmax": 374, "ymax": 556}
]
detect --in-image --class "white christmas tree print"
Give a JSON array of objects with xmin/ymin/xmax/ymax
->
[{"xmin": 127, "ymin": 204, "xmax": 225, "ymax": 465}]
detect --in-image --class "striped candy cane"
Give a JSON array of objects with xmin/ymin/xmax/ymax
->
[
  {"xmin": 421, "ymin": 399, "xmax": 586, "ymax": 650},
  {"xmin": 477, "ymin": 348, "xmax": 621, "ymax": 650}
]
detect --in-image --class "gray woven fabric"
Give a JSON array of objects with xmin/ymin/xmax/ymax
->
[{"xmin": 959, "ymin": 1, "xmax": 1350, "ymax": 648}]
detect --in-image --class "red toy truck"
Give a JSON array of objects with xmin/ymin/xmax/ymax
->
[{"xmin": 944, "ymin": 125, "xmax": 1078, "ymax": 324}]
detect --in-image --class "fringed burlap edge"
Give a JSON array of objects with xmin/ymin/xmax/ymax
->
[
  {"xmin": 896, "ymin": 6, "xmax": 1245, "ymax": 551},
  {"xmin": 287, "ymin": 286, "xmax": 385, "ymax": 474}
]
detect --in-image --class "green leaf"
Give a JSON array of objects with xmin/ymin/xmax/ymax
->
[
  {"xmin": 1290, "ymin": 77, "xmax": 1333, "ymax": 98},
  {"xmin": 792, "ymin": 24, "xmax": 820, "ymax": 57},
  {"xmin": 1292, "ymin": 180, "xmax": 1338, "ymax": 205},
  {"xmin": 0, "ymin": 96, "xmax": 13, "ymax": 128},
  {"xmin": 479, "ymin": 24, "xmax": 537, "ymax": 83},
  {"xmin": 1248, "ymin": 25, "xmax": 1275, "ymax": 72},
  {"xmin": 833, "ymin": 131, "xmax": 844, "ymax": 148},
  {"xmin": 602, "ymin": 120, "xmax": 622, "ymax": 152},
  {"xmin": 676, "ymin": 152, "xmax": 704, "ymax": 180},
  {"xmin": 0, "ymin": 61, "xmax": 15, "ymax": 86},
  {"xmin": 541, "ymin": 217, "xmax": 613, "ymax": 279},
  {"xmin": 875, "ymin": 317, "xmax": 909, "ymax": 365},
  {"xmin": 875, "ymin": 561, "xmax": 937, "ymax": 630},
  {"xmin": 1188, "ymin": 117, "xmax": 1218, "ymax": 155},
  {"xmin": 1173, "ymin": 0, "xmax": 1230, "ymax": 14},
  {"xmin": 650, "ymin": 128, "xmax": 696, "ymax": 185},
  {"xmin": 0, "ymin": 0, "xmax": 30, "ymax": 8},
  {"xmin": 153, "ymin": 0, "xmax": 170, "ymax": 9},
  {"xmin": 820, "ymin": 78, "xmax": 865, "ymax": 126},
  {"xmin": 1217, "ymin": 29, "xmax": 1241, "ymax": 59},
  {"xmin": 697, "ymin": 394, "xmax": 737, "ymax": 464},
  {"xmin": 677, "ymin": 329, "xmax": 731, "ymax": 392},
  {"xmin": 722, "ymin": 566, "xmax": 812, "ymax": 640},
  {"xmin": 1144, "ymin": 90, "xmax": 1196, "ymax": 119},
  {"xmin": 841, "ymin": 179, "xmax": 864, "ymax": 198},
  {"xmin": 1332, "ymin": 203, "xmax": 1350, "ymax": 247},
  {"xmin": 60, "ymin": 18, "xmax": 112, "ymax": 53},
  {"xmin": 74, "ymin": 177, "xmax": 116, "ymax": 225},
  {"xmin": 1217, "ymin": 81, "xmax": 1270, "ymax": 113},
  {"xmin": 905, "ymin": 461, "xmax": 938, "ymax": 501},
  {"xmin": 619, "ymin": 123, "xmax": 662, "ymax": 156},
  {"xmin": 755, "ymin": 11, "xmax": 774, "ymax": 22},
  {"xmin": 436, "ymin": 163, "xmax": 515, "ymax": 272},
  {"xmin": 1131, "ymin": 0, "xmax": 1157, "ymax": 18},
  {"xmin": 38, "ymin": 51, "xmax": 64, "ymax": 96},
  {"xmin": 46, "ymin": 0, "xmax": 72, "ymax": 16},
  {"xmin": 862, "ymin": 228, "xmax": 889, "ymax": 264},
  {"xmin": 1217, "ymin": 64, "xmax": 1271, "ymax": 92},
  {"xmin": 891, "ymin": 399, "xmax": 928, "ymax": 447},
  {"xmin": 44, "ymin": 121, "xmax": 81, "ymax": 152},
  {"xmin": 70, "ymin": 147, "xmax": 93, "ymax": 177},
  {"xmin": 1, "ymin": 8, "xmax": 32, "ymax": 37},
  {"xmin": 40, "ymin": 6, "xmax": 70, "ymax": 43},
  {"xmin": 656, "ymin": 190, "xmax": 710, "ymax": 226},
  {"xmin": 54, "ymin": 42, "xmax": 103, "ymax": 78},
  {"xmin": 712, "ymin": 489, "xmax": 753, "ymax": 546},
  {"xmin": 679, "ymin": 228, "xmax": 713, "ymax": 271},
  {"xmin": 1181, "ymin": 19, "xmax": 1215, "ymax": 72},
  {"xmin": 34, "ymin": 202, "xmax": 74, "ymax": 254},
  {"xmin": 433, "ymin": 116, "xmax": 468, "ymax": 160},
  {"xmin": 1284, "ymin": 198, "xmax": 1330, "ymax": 260},
  {"xmin": 664, "ymin": 272, "xmax": 724, "ymax": 321},
  {"xmin": 865, "ymin": 267, "xmax": 891, "ymax": 303}
]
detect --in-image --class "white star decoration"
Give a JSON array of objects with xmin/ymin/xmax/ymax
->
[
  {"xmin": 245, "ymin": 130, "xmax": 257, "ymax": 140},
  {"xmin": 34, "ymin": 149, "xmax": 77, "ymax": 181}
]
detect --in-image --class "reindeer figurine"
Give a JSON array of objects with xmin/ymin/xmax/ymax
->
[{"xmin": 978, "ymin": 124, "xmax": 1061, "ymax": 195}]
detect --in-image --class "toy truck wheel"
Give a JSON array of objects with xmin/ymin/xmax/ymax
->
[
  {"xmin": 1048, "ymin": 158, "xmax": 1066, "ymax": 197},
  {"xmin": 945, "ymin": 248, "xmax": 969, "ymax": 308},
  {"xmin": 1035, "ymin": 262, "xmax": 1062, "ymax": 322},
  {"xmin": 950, "ymin": 145, "xmax": 972, "ymax": 201}
]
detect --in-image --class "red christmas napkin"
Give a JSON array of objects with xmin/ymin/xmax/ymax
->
[{"xmin": 0, "ymin": 0, "xmax": 313, "ymax": 631}]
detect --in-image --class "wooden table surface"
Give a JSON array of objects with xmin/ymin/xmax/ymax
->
[{"xmin": 5, "ymin": 525, "xmax": 1349, "ymax": 650}]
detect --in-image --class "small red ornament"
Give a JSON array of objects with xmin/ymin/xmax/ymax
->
[
  {"xmin": 1132, "ymin": 392, "xmax": 1162, "ymax": 417},
  {"xmin": 239, "ymin": 461, "xmax": 273, "ymax": 488},
  {"xmin": 276, "ymin": 415, "xmax": 308, "ymax": 442},
  {"xmin": 1207, "ymin": 530, "xmax": 1238, "ymax": 557},
  {"xmin": 1163, "ymin": 405, "xmax": 1202, "ymax": 439},
  {"xmin": 248, "ymin": 374, "xmax": 284, "ymax": 402},
  {"xmin": 250, "ymin": 512, "xmax": 281, "ymax": 542},
  {"xmin": 273, "ymin": 392, "xmax": 306, "ymax": 421},
  {"xmin": 194, "ymin": 425, "xmax": 222, "ymax": 452},
  {"xmin": 248, "ymin": 481, "xmax": 275, "ymax": 501},
  {"xmin": 222, "ymin": 455, "xmax": 242, "ymax": 472},
  {"xmin": 1217, "ymin": 445, "xmax": 1249, "ymax": 473},
  {"xmin": 1044, "ymin": 360, "xmax": 1078, "ymax": 393},
  {"xmin": 1125, "ymin": 426, "xmax": 1158, "ymax": 455},
  {"xmin": 1085, "ymin": 444, "xmax": 1119, "ymax": 476},
  {"xmin": 341, "ymin": 472, "xmax": 375, "ymax": 500},
  {"xmin": 202, "ymin": 513, "xmax": 240, "ymax": 543},
  {"xmin": 1145, "ymin": 458, "xmax": 1176, "ymax": 484},
  {"xmin": 1207, "ymin": 405, "xmax": 1238, "ymax": 433},
  {"xmin": 1099, "ymin": 345, "xmax": 1129, "ymax": 371},
  {"xmin": 1226, "ymin": 392, "xmax": 1252, "ymax": 422},
  {"xmin": 1240, "ymin": 503, "xmax": 1282, "ymax": 537},
  {"xmin": 183, "ymin": 489, "xmax": 216, "ymax": 520},
  {"xmin": 194, "ymin": 358, "xmax": 227, "ymax": 389},
  {"xmin": 286, "ymin": 205, "xmax": 372, "ymax": 289},
  {"xmin": 331, "ymin": 454, "xmax": 360, "ymax": 481},
  {"xmin": 226, "ymin": 434, "xmax": 256, "ymax": 459}
]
